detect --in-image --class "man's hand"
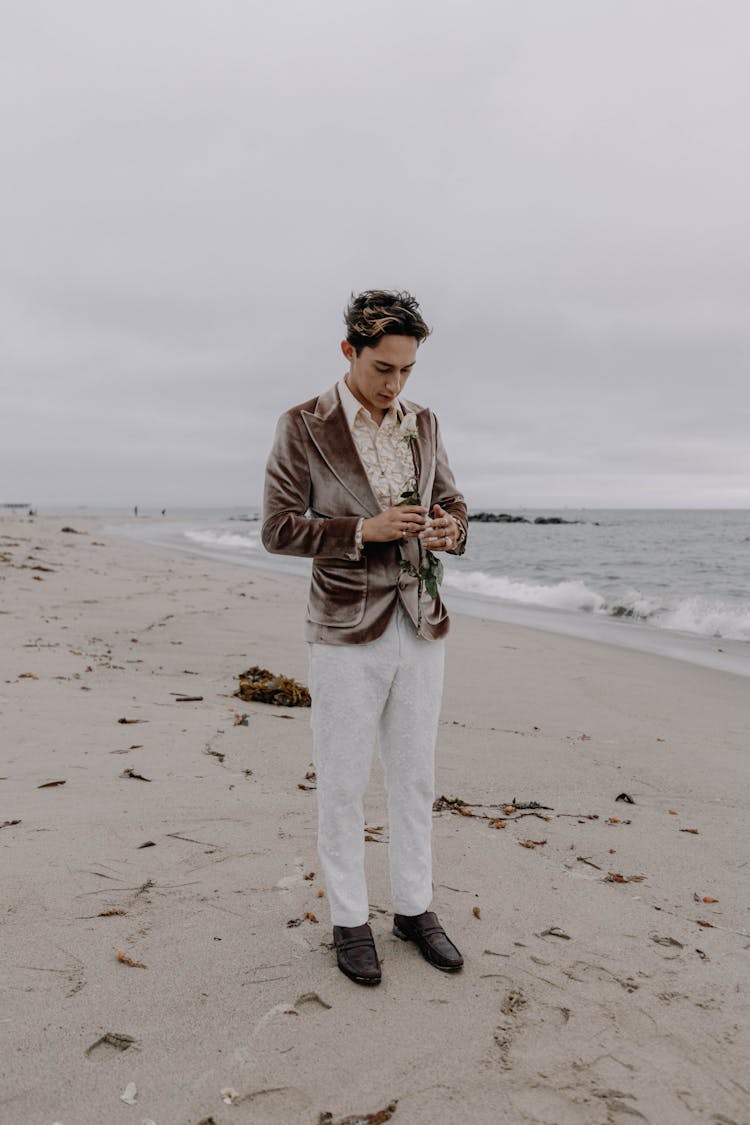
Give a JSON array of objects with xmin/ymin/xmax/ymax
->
[
  {"xmin": 361, "ymin": 505, "xmax": 427, "ymax": 543},
  {"xmin": 419, "ymin": 503, "xmax": 461, "ymax": 552}
]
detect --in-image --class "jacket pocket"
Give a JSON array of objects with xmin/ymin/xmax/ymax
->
[{"xmin": 307, "ymin": 558, "xmax": 367, "ymax": 627}]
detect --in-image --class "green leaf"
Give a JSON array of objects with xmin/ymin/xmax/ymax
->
[
  {"xmin": 399, "ymin": 559, "xmax": 418, "ymax": 577},
  {"xmin": 397, "ymin": 477, "xmax": 422, "ymax": 506},
  {"xmin": 398, "ymin": 489, "xmax": 421, "ymax": 506}
]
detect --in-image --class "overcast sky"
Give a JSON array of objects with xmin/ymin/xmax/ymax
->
[{"xmin": 2, "ymin": 0, "xmax": 749, "ymax": 510}]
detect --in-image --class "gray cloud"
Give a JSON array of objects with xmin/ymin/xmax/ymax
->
[{"xmin": 2, "ymin": 0, "xmax": 749, "ymax": 509}]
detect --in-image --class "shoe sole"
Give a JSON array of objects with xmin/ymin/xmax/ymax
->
[
  {"xmin": 337, "ymin": 959, "xmax": 381, "ymax": 986},
  {"xmin": 393, "ymin": 925, "xmax": 464, "ymax": 972}
]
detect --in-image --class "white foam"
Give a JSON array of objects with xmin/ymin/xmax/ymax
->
[
  {"xmin": 446, "ymin": 569, "xmax": 750, "ymax": 642},
  {"xmin": 606, "ymin": 588, "xmax": 664, "ymax": 620},
  {"xmin": 445, "ymin": 569, "xmax": 606, "ymax": 613},
  {"xmin": 653, "ymin": 597, "xmax": 750, "ymax": 642},
  {"xmin": 183, "ymin": 529, "xmax": 259, "ymax": 551},
  {"xmin": 602, "ymin": 587, "xmax": 750, "ymax": 640}
]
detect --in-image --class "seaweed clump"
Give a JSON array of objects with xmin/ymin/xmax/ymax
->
[{"xmin": 235, "ymin": 666, "xmax": 311, "ymax": 707}]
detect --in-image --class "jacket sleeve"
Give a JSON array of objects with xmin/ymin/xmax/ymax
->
[
  {"xmin": 261, "ymin": 410, "xmax": 361, "ymax": 559},
  {"xmin": 430, "ymin": 413, "xmax": 468, "ymax": 557}
]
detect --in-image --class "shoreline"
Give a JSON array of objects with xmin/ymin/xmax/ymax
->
[
  {"xmin": 2, "ymin": 512, "xmax": 749, "ymax": 1124},
  {"xmin": 103, "ymin": 513, "xmax": 750, "ymax": 681}
]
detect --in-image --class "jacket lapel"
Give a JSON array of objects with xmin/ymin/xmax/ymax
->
[{"xmin": 301, "ymin": 386, "xmax": 381, "ymax": 517}]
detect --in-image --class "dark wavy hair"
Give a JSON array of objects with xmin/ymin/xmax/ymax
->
[{"xmin": 344, "ymin": 289, "xmax": 432, "ymax": 355}]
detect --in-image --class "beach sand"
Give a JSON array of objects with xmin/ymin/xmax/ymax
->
[{"xmin": 1, "ymin": 513, "xmax": 748, "ymax": 1125}]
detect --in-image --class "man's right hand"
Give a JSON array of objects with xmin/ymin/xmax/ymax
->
[{"xmin": 361, "ymin": 505, "xmax": 427, "ymax": 543}]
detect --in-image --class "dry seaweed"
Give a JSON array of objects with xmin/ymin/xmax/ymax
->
[
  {"xmin": 120, "ymin": 768, "xmax": 151, "ymax": 781},
  {"xmin": 116, "ymin": 950, "xmax": 147, "ymax": 968},
  {"xmin": 433, "ymin": 794, "xmax": 554, "ymax": 815},
  {"xmin": 298, "ymin": 768, "xmax": 317, "ymax": 791},
  {"xmin": 236, "ymin": 666, "xmax": 311, "ymax": 707},
  {"xmin": 433, "ymin": 794, "xmax": 553, "ymax": 825},
  {"xmin": 507, "ymin": 798, "xmax": 554, "ymax": 811},
  {"xmin": 319, "ymin": 1102, "xmax": 398, "ymax": 1125},
  {"xmin": 433, "ymin": 794, "xmax": 473, "ymax": 813}
]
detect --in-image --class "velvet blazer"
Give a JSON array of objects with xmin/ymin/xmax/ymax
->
[{"xmin": 261, "ymin": 383, "xmax": 468, "ymax": 645}]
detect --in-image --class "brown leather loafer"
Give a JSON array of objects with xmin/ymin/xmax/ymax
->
[
  {"xmin": 333, "ymin": 922, "xmax": 382, "ymax": 985},
  {"xmin": 393, "ymin": 910, "xmax": 464, "ymax": 972}
]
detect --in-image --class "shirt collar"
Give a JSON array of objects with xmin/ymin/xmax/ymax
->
[{"xmin": 337, "ymin": 377, "xmax": 403, "ymax": 431}]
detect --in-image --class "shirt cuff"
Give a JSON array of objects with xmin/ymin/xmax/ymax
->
[{"xmin": 353, "ymin": 517, "xmax": 365, "ymax": 558}]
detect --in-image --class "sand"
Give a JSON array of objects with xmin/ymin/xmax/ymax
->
[{"xmin": 1, "ymin": 513, "xmax": 749, "ymax": 1125}]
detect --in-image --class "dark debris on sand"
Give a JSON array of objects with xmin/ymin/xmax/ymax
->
[{"xmin": 235, "ymin": 666, "xmax": 311, "ymax": 707}]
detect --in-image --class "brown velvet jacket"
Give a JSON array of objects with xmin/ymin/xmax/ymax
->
[{"xmin": 262, "ymin": 384, "xmax": 468, "ymax": 644}]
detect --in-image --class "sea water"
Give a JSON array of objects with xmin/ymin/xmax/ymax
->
[{"xmin": 101, "ymin": 507, "xmax": 750, "ymax": 677}]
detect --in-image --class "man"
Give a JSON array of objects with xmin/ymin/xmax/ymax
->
[{"xmin": 262, "ymin": 290, "xmax": 467, "ymax": 986}]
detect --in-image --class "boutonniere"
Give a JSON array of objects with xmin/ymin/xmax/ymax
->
[
  {"xmin": 397, "ymin": 471, "xmax": 444, "ymax": 625},
  {"xmin": 399, "ymin": 411, "xmax": 418, "ymax": 445}
]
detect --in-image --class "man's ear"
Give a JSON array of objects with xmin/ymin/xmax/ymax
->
[{"xmin": 340, "ymin": 339, "xmax": 356, "ymax": 362}]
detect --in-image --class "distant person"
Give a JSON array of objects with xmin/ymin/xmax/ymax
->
[
  {"xmin": 262, "ymin": 289, "xmax": 468, "ymax": 986},
  {"xmin": 161, "ymin": 508, "xmax": 166, "ymax": 516},
  {"xmin": 134, "ymin": 506, "xmax": 138, "ymax": 517}
]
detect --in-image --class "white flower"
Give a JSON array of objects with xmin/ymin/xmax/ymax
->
[{"xmin": 399, "ymin": 411, "xmax": 418, "ymax": 443}]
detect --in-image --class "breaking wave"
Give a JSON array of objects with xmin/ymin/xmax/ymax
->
[
  {"xmin": 444, "ymin": 570, "xmax": 750, "ymax": 641},
  {"xmin": 444, "ymin": 570, "xmax": 606, "ymax": 613},
  {"xmin": 184, "ymin": 529, "xmax": 260, "ymax": 551}
]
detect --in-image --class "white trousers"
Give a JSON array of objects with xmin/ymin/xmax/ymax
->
[{"xmin": 308, "ymin": 602, "xmax": 445, "ymax": 927}]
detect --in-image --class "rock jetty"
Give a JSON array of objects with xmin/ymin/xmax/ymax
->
[{"xmin": 468, "ymin": 513, "xmax": 597, "ymax": 525}]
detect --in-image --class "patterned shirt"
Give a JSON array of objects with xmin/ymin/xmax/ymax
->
[{"xmin": 337, "ymin": 378, "xmax": 416, "ymax": 509}]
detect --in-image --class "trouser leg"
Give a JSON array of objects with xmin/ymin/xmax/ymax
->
[
  {"xmin": 308, "ymin": 622, "xmax": 396, "ymax": 927},
  {"xmin": 378, "ymin": 605, "xmax": 445, "ymax": 916}
]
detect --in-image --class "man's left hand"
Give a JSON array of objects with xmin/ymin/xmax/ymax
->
[{"xmin": 419, "ymin": 503, "xmax": 462, "ymax": 552}]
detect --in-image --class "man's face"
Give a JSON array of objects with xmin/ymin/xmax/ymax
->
[{"xmin": 341, "ymin": 334, "xmax": 418, "ymax": 420}]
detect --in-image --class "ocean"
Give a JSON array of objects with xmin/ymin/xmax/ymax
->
[{"xmin": 93, "ymin": 506, "xmax": 750, "ymax": 678}]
